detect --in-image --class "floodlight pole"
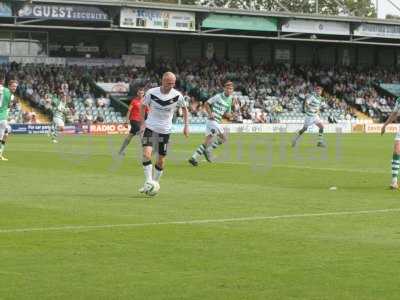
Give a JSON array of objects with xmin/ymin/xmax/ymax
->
[
  {"xmin": 274, "ymin": 0, "xmax": 290, "ymax": 12},
  {"xmin": 332, "ymin": 0, "xmax": 351, "ymax": 16},
  {"xmin": 316, "ymin": 0, "xmax": 319, "ymax": 14}
]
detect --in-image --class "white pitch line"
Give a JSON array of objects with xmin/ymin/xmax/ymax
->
[{"xmin": 1, "ymin": 208, "xmax": 399, "ymax": 234}]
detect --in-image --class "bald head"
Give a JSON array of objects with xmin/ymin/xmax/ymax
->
[
  {"xmin": 161, "ymin": 72, "xmax": 176, "ymax": 94},
  {"xmin": 162, "ymin": 72, "xmax": 176, "ymax": 81}
]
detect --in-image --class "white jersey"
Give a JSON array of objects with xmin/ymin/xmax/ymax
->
[{"xmin": 143, "ymin": 87, "xmax": 186, "ymax": 134}]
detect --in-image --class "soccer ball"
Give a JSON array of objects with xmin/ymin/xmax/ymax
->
[{"xmin": 145, "ymin": 180, "xmax": 160, "ymax": 196}]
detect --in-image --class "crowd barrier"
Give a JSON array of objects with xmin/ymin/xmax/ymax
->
[{"xmin": 9, "ymin": 123, "xmax": 391, "ymax": 135}]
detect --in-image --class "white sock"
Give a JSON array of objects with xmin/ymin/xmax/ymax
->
[
  {"xmin": 143, "ymin": 163, "xmax": 152, "ymax": 182},
  {"xmin": 154, "ymin": 165, "xmax": 163, "ymax": 182},
  {"xmin": 392, "ymin": 177, "xmax": 398, "ymax": 185}
]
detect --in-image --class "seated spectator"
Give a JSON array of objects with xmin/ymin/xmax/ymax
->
[{"xmin": 30, "ymin": 113, "xmax": 37, "ymax": 124}]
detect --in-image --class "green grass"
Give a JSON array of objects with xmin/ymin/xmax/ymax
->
[{"xmin": 1, "ymin": 133, "xmax": 400, "ymax": 299}]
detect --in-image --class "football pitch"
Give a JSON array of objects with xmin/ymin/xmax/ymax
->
[{"xmin": 1, "ymin": 133, "xmax": 400, "ymax": 299}]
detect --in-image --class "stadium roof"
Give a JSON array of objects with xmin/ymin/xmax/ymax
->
[
  {"xmin": 29, "ymin": 0, "xmax": 400, "ymax": 26},
  {"xmin": 5, "ymin": 0, "xmax": 400, "ymax": 47}
]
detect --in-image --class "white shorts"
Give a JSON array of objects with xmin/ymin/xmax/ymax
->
[
  {"xmin": 303, "ymin": 115, "xmax": 322, "ymax": 128},
  {"xmin": 395, "ymin": 132, "xmax": 400, "ymax": 141},
  {"xmin": 0, "ymin": 120, "xmax": 8, "ymax": 140},
  {"xmin": 53, "ymin": 117, "xmax": 65, "ymax": 128},
  {"xmin": 205, "ymin": 120, "xmax": 224, "ymax": 136}
]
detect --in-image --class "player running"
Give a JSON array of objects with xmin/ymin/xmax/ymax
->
[
  {"xmin": 118, "ymin": 87, "xmax": 148, "ymax": 156},
  {"xmin": 381, "ymin": 96, "xmax": 400, "ymax": 189},
  {"xmin": 0, "ymin": 79, "xmax": 18, "ymax": 161},
  {"xmin": 292, "ymin": 85, "xmax": 326, "ymax": 148},
  {"xmin": 138, "ymin": 72, "xmax": 189, "ymax": 193},
  {"xmin": 189, "ymin": 81, "xmax": 234, "ymax": 166},
  {"xmin": 49, "ymin": 94, "xmax": 67, "ymax": 143}
]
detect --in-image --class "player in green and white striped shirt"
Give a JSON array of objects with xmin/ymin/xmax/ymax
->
[
  {"xmin": 0, "ymin": 79, "xmax": 18, "ymax": 161},
  {"xmin": 381, "ymin": 96, "xmax": 400, "ymax": 189},
  {"xmin": 189, "ymin": 81, "xmax": 234, "ymax": 166},
  {"xmin": 292, "ymin": 86, "xmax": 326, "ymax": 148},
  {"xmin": 49, "ymin": 94, "xmax": 67, "ymax": 143}
]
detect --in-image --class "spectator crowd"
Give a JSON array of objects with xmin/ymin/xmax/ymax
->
[{"xmin": 2, "ymin": 59, "xmax": 400, "ymax": 125}]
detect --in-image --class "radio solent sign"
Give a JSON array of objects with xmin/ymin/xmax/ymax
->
[
  {"xmin": 18, "ymin": 4, "xmax": 109, "ymax": 21},
  {"xmin": 90, "ymin": 124, "xmax": 130, "ymax": 135},
  {"xmin": 120, "ymin": 8, "xmax": 195, "ymax": 31},
  {"xmin": 354, "ymin": 23, "xmax": 400, "ymax": 39},
  {"xmin": 282, "ymin": 19, "xmax": 350, "ymax": 35}
]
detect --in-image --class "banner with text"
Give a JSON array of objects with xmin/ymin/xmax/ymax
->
[
  {"xmin": 282, "ymin": 19, "xmax": 349, "ymax": 35},
  {"xmin": 18, "ymin": 4, "xmax": 109, "ymax": 21},
  {"xmin": 89, "ymin": 124, "xmax": 130, "ymax": 135},
  {"xmin": 131, "ymin": 43, "xmax": 149, "ymax": 55},
  {"xmin": 172, "ymin": 123, "xmax": 352, "ymax": 134},
  {"xmin": 96, "ymin": 82, "xmax": 130, "ymax": 95},
  {"xmin": 9, "ymin": 56, "xmax": 66, "ymax": 65},
  {"xmin": 354, "ymin": 23, "xmax": 400, "ymax": 39},
  {"xmin": 66, "ymin": 58, "xmax": 122, "ymax": 67},
  {"xmin": 120, "ymin": 8, "xmax": 195, "ymax": 31},
  {"xmin": 364, "ymin": 123, "xmax": 400, "ymax": 133},
  {"xmin": 122, "ymin": 55, "xmax": 146, "ymax": 67}
]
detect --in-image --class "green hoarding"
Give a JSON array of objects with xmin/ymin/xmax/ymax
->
[{"xmin": 202, "ymin": 14, "xmax": 277, "ymax": 32}]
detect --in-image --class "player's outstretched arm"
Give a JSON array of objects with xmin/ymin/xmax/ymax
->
[
  {"xmin": 204, "ymin": 102, "xmax": 214, "ymax": 120},
  {"xmin": 182, "ymin": 107, "xmax": 189, "ymax": 138}
]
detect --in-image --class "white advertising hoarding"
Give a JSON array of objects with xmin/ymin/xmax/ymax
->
[
  {"xmin": 364, "ymin": 123, "xmax": 400, "ymax": 133},
  {"xmin": 96, "ymin": 82, "xmax": 130, "ymax": 94},
  {"xmin": 120, "ymin": 8, "xmax": 195, "ymax": 31},
  {"xmin": 172, "ymin": 123, "xmax": 352, "ymax": 134},
  {"xmin": 9, "ymin": 56, "xmax": 66, "ymax": 65},
  {"xmin": 354, "ymin": 23, "xmax": 400, "ymax": 38},
  {"xmin": 282, "ymin": 19, "xmax": 350, "ymax": 35},
  {"xmin": 122, "ymin": 55, "xmax": 146, "ymax": 67}
]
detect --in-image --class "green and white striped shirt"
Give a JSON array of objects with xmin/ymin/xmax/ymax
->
[
  {"xmin": 393, "ymin": 97, "xmax": 400, "ymax": 113},
  {"xmin": 207, "ymin": 92, "xmax": 232, "ymax": 123},
  {"xmin": 52, "ymin": 97, "xmax": 66, "ymax": 120},
  {"xmin": 0, "ymin": 87, "xmax": 12, "ymax": 121},
  {"xmin": 304, "ymin": 94, "xmax": 323, "ymax": 117}
]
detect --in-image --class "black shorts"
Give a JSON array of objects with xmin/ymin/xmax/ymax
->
[
  {"xmin": 130, "ymin": 120, "xmax": 141, "ymax": 135},
  {"xmin": 142, "ymin": 128, "xmax": 170, "ymax": 156}
]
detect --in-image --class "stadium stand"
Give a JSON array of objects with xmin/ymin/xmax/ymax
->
[{"xmin": 3, "ymin": 60, "xmax": 398, "ymax": 125}]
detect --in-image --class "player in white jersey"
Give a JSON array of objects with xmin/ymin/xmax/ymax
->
[
  {"xmin": 292, "ymin": 86, "xmax": 326, "ymax": 148},
  {"xmin": 381, "ymin": 96, "xmax": 400, "ymax": 189},
  {"xmin": 138, "ymin": 72, "xmax": 189, "ymax": 194}
]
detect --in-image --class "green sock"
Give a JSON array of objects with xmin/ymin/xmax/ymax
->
[
  {"xmin": 207, "ymin": 140, "xmax": 223, "ymax": 151},
  {"xmin": 52, "ymin": 125, "xmax": 58, "ymax": 139},
  {"xmin": 392, "ymin": 153, "xmax": 400, "ymax": 181},
  {"xmin": 318, "ymin": 128, "xmax": 324, "ymax": 143}
]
